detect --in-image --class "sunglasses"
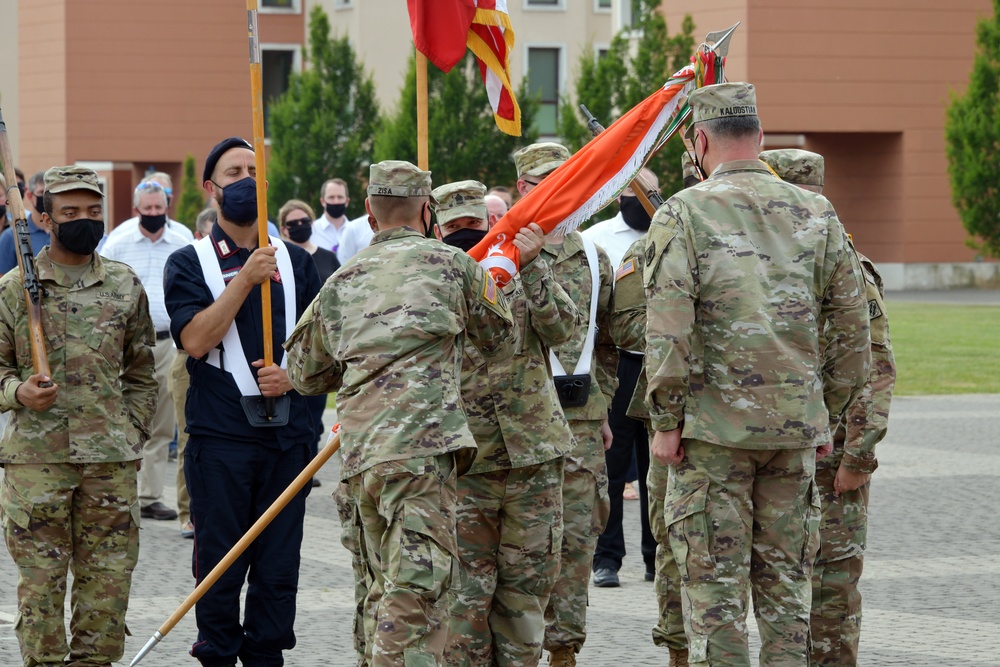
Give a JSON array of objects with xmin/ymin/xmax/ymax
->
[{"xmin": 284, "ymin": 217, "xmax": 311, "ymax": 228}]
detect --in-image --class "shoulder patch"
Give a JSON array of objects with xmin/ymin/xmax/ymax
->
[
  {"xmin": 868, "ymin": 299, "xmax": 883, "ymax": 320},
  {"xmin": 644, "ymin": 241, "xmax": 656, "ymax": 266},
  {"xmin": 483, "ymin": 272, "xmax": 498, "ymax": 304},
  {"xmin": 615, "ymin": 259, "xmax": 635, "ymax": 281}
]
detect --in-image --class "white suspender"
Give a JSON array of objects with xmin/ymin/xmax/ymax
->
[
  {"xmin": 194, "ymin": 235, "xmax": 296, "ymax": 397},
  {"xmin": 550, "ymin": 235, "xmax": 601, "ymax": 377}
]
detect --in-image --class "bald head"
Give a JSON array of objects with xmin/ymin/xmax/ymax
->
[
  {"xmin": 622, "ymin": 168, "xmax": 659, "ymax": 198},
  {"xmin": 484, "ymin": 194, "xmax": 508, "ymax": 226}
]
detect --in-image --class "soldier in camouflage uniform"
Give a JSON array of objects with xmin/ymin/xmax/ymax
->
[
  {"xmin": 644, "ymin": 83, "xmax": 872, "ymax": 666},
  {"xmin": 759, "ymin": 149, "xmax": 896, "ymax": 667},
  {"xmin": 284, "ymin": 161, "xmax": 517, "ymax": 667},
  {"xmin": 429, "ymin": 174, "xmax": 579, "ymax": 667},
  {"xmin": 608, "ymin": 152, "xmax": 703, "ymax": 667},
  {"xmin": 0, "ymin": 166, "xmax": 158, "ymax": 667},
  {"xmin": 522, "ymin": 146, "xmax": 618, "ymax": 667}
]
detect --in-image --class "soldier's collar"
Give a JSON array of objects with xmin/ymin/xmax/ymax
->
[
  {"xmin": 35, "ymin": 247, "xmax": 105, "ymax": 288},
  {"xmin": 710, "ymin": 159, "xmax": 774, "ymax": 178},
  {"xmin": 209, "ymin": 222, "xmax": 243, "ymax": 258},
  {"xmin": 371, "ymin": 226, "xmax": 422, "ymax": 244}
]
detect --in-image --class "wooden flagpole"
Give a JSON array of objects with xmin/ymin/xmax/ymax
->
[
  {"xmin": 248, "ymin": 0, "xmax": 275, "ymax": 414},
  {"xmin": 416, "ymin": 50, "xmax": 429, "ymax": 170}
]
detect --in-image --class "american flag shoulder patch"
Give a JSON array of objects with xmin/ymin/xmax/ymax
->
[
  {"xmin": 616, "ymin": 259, "xmax": 635, "ymax": 281},
  {"xmin": 483, "ymin": 273, "xmax": 498, "ymax": 304}
]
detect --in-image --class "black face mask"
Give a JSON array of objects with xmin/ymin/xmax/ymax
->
[
  {"xmin": 139, "ymin": 213, "xmax": 167, "ymax": 234},
  {"xmin": 325, "ymin": 202, "xmax": 346, "ymax": 219},
  {"xmin": 0, "ymin": 205, "xmax": 6, "ymax": 219},
  {"xmin": 17, "ymin": 183, "xmax": 25, "ymax": 198},
  {"xmin": 287, "ymin": 223, "xmax": 312, "ymax": 243},
  {"xmin": 214, "ymin": 177, "xmax": 258, "ymax": 225},
  {"xmin": 53, "ymin": 218, "xmax": 104, "ymax": 256},
  {"xmin": 620, "ymin": 196, "xmax": 652, "ymax": 232},
  {"xmin": 442, "ymin": 227, "xmax": 488, "ymax": 252},
  {"xmin": 33, "ymin": 195, "xmax": 46, "ymax": 216}
]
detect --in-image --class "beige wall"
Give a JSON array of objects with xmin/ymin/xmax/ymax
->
[
  {"xmin": 0, "ymin": 2, "xmax": 20, "ymax": 165},
  {"xmin": 318, "ymin": 0, "xmax": 612, "ymax": 116}
]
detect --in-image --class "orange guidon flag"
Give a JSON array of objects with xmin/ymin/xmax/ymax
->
[
  {"xmin": 407, "ymin": 0, "xmax": 521, "ymax": 136},
  {"xmin": 468, "ymin": 64, "xmax": 698, "ymax": 285}
]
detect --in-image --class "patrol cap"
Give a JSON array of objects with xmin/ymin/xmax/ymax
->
[
  {"xmin": 758, "ymin": 149, "xmax": 824, "ymax": 187},
  {"xmin": 203, "ymin": 137, "xmax": 253, "ymax": 182},
  {"xmin": 688, "ymin": 82, "xmax": 757, "ymax": 125},
  {"xmin": 43, "ymin": 165, "xmax": 104, "ymax": 197},
  {"xmin": 432, "ymin": 180, "xmax": 487, "ymax": 226},
  {"xmin": 513, "ymin": 142, "xmax": 570, "ymax": 178},
  {"xmin": 367, "ymin": 160, "xmax": 433, "ymax": 198}
]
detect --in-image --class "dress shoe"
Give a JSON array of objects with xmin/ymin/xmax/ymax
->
[
  {"xmin": 141, "ymin": 502, "xmax": 178, "ymax": 521},
  {"xmin": 180, "ymin": 520, "xmax": 195, "ymax": 538},
  {"xmin": 645, "ymin": 566, "xmax": 655, "ymax": 582},
  {"xmin": 592, "ymin": 567, "xmax": 620, "ymax": 588}
]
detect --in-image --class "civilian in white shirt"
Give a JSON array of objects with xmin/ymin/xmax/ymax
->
[
  {"xmin": 311, "ymin": 178, "xmax": 350, "ymax": 255},
  {"xmin": 581, "ymin": 167, "xmax": 659, "ymax": 268},
  {"xmin": 99, "ymin": 172, "xmax": 194, "ymax": 253},
  {"xmin": 580, "ymin": 167, "xmax": 661, "ymax": 588},
  {"xmin": 101, "ymin": 180, "xmax": 191, "ymax": 522},
  {"xmin": 335, "ymin": 213, "xmax": 375, "ymax": 265}
]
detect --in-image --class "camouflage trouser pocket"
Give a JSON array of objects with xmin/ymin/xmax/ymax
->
[
  {"xmin": 665, "ymin": 479, "xmax": 716, "ymax": 583},
  {"xmin": 392, "ymin": 507, "xmax": 454, "ymax": 602},
  {"xmin": 802, "ymin": 480, "xmax": 822, "ymax": 572},
  {"xmin": 0, "ymin": 476, "xmax": 35, "ymax": 567}
]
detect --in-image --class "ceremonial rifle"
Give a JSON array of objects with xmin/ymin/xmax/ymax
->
[
  {"xmin": 579, "ymin": 104, "xmax": 664, "ymax": 218},
  {"xmin": 0, "ymin": 106, "xmax": 52, "ymax": 387}
]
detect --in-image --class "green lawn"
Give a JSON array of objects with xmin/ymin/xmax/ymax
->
[{"xmin": 886, "ymin": 302, "xmax": 1000, "ymax": 395}]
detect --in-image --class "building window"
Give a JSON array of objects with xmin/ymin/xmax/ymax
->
[
  {"xmin": 260, "ymin": 0, "xmax": 301, "ymax": 12},
  {"xmin": 527, "ymin": 46, "xmax": 562, "ymax": 136},
  {"xmin": 525, "ymin": 0, "xmax": 564, "ymax": 9},
  {"xmin": 620, "ymin": 0, "xmax": 643, "ymax": 31},
  {"xmin": 261, "ymin": 46, "xmax": 300, "ymax": 137},
  {"xmin": 334, "ymin": 0, "xmax": 353, "ymax": 8},
  {"xmin": 595, "ymin": 0, "xmax": 612, "ymax": 11}
]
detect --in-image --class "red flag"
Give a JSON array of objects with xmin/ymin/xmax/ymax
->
[
  {"xmin": 407, "ymin": 0, "xmax": 476, "ymax": 73},
  {"xmin": 408, "ymin": 0, "xmax": 521, "ymax": 135}
]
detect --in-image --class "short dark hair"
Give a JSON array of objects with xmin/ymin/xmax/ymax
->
[
  {"xmin": 700, "ymin": 115, "xmax": 760, "ymax": 142},
  {"xmin": 320, "ymin": 178, "xmax": 349, "ymax": 200},
  {"xmin": 368, "ymin": 195, "xmax": 426, "ymax": 226}
]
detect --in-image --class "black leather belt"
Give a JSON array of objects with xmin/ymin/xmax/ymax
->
[{"xmin": 155, "ymin": 330, "xmax": 171, "ymax": 341}]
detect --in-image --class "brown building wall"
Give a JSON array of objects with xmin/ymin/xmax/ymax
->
[
  {"xmin": 18, "ymin": 0, "xmax": 302, "ymax": 224},
  {"xmin": 662, "ymin": 0, "xmax": 993, "ymax": 267}
]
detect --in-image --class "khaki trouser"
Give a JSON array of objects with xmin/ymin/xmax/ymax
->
[
  {"xmin": 138, "ymin": 337, "xmax": 176, "ymax": 506},
  {"xmin": 168, "ymin": 350, "xmax": 191, "ymax": 524}
]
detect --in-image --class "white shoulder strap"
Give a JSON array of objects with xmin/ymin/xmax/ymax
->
[
  {"xmin": 194, "ymin": 235, "xmax": 297, "ymax": 397},
  {"xmin": 550, "ymin": 235, "xmax": 601, "ymax": 377}
]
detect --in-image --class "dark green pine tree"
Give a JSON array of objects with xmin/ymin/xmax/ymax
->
[
  {"xmin": 559, "ymin": 1, "xmax": 695, "ymax": 209},
  {"xmin": 267, "ymin": 5, "xmax": 380, "ymax": 219},
  {"xmin": 374, "ymin": 52, "xmax": 540, "ymax": 190},
  {"xmin": 945, "ymin": 0, "xmax": 1000, "ymax": 257},
  {"xmin": 175, "ymin": 154, "xmax": 204, "ymax": 231}
]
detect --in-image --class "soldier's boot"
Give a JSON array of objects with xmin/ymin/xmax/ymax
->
[
  {"xmin": 547, "ymin": 646, "xmax": 577, "ymax": 667},
  {"xmin": 669, "ymin": 648, "xmax": 689, "ymax": 667}
]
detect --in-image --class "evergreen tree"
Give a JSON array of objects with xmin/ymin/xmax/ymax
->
[
  {"xmin": 559, "ymin": 1, "xmax": 694, "ymax": 204},
  {"xmin": 945, "ymin": 0, "xmax": 1000, "ymax": 257},
  {"xmin": 267, "ymin": 5, "xmax": 380, "ymax": 219},
  {"xmin": 374, "ymin": 53, "xmax": 539, "ymax": 190},
  {"xmin": 175, "ymin": 154, "xmax": 203, "ymax": 230}
]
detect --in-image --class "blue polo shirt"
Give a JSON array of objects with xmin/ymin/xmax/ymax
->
[
  {"xmin": 0, "ymin": 214, "xmax": 50, "ymax": 275},
  {"xmin": 164, "ymin": 222, "xmax": 321, "ymax": 449}
]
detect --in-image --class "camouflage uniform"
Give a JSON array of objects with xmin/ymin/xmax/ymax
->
[
  {"xmin": 644, "ymin": 84, "xmax": 872, "ymax": 666},
  {"xmin": 0, "ymin": 166, "xmax": 157, "ymax": 667},
  {"xmin": 542, "ymin": 230, "xmax": 617, "ymax": 659},
  {"xmin": 285, "ymin": 161, "xmax": 517, "ymax": 667},
  {"xmin": 760, "ymin": 149, "xmax": 897, "ymax": 666},
  {"xmin": 610, "ymin": 236, "xmax": 687, "ymax": 661},
  {"xmin": 431, "ymin": 170, "xmax": 580, "ymax": 667}
]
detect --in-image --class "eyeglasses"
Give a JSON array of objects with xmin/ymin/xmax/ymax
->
[{"xmin": 284, "ymin": 217, "xmax": 311, "ymax": 228}]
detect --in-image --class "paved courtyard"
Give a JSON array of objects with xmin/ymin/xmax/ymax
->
[{"xmin": 2, "ymin": 396, "xmax": 999, "ymax": 666}]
